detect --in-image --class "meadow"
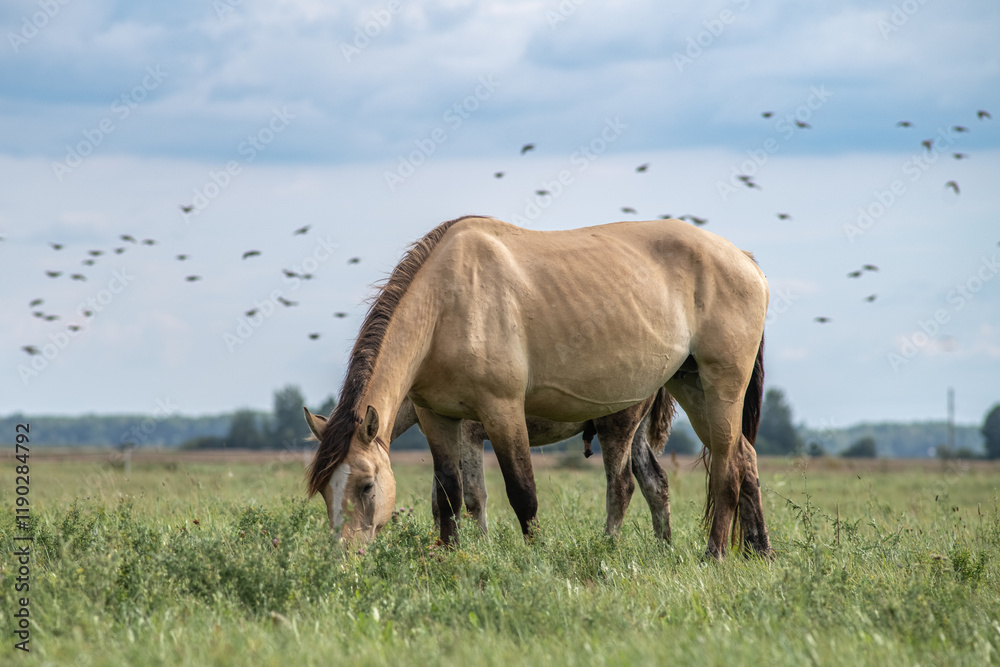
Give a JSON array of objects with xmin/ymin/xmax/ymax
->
[{"xmin": 2, "ymin": 450, "xmax": 999, "ymax": 666}]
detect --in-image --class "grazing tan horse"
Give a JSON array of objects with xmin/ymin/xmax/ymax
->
[
  {"xmin": 307, "ymin": 216, "xmax": 771, "ymax": 559},
  {"xmin": 304, "ymin": 388, "xmax": 675, "ymax": 539}
]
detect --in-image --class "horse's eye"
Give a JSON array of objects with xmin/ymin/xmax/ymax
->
[{"xmin": 360, "ymin": 481, "xmax": 375, "ymax": 496}]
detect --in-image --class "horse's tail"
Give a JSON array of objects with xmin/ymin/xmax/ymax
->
[
  {"xmin": 647, "ymin": 386, "xmax": 676, "ymax": 455},
  {"xmin": 742, "ymin": 333, "xmax": 765, "ymax": 445}
]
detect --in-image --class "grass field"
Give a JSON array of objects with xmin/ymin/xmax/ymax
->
[{"xmin": 2, "ymin": 451, "xmax": 999, "ymax": 666}]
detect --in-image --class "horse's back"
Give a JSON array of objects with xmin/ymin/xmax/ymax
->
[{"xmin": 412, "ymin": 217, "xmax": 766, "ymax": 421}]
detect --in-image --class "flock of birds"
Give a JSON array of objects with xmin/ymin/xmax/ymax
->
[
  {"xmin": 501, "ymin": 108, "xmax": 991, "ymax": 325},
  {"xmin": 19, "ymin": 218, "xmax": 362, "ymax": 357},
  {"xmin": 14, "ymin": 107, "xmax": 993, "ymax": 357}
]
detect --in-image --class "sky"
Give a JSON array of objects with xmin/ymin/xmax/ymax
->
[{"xmin": 1, "ymin": 0, "xmax": 998, "ymax": 429}]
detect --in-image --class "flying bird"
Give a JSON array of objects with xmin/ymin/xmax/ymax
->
[
  {"xmin": 761, "ymin": 111, "xmax": 773, "ymax": 118},
  {"xmin": 682, "ymin": 215, "xmax": 707, "ymax": 226},
  {"xmin": 953, "ymin": 153, "xmax": 969, "ymax": 160},
  {"xmin": 862, "ymin": 264, "xmax": 879, "ymax": 272},
  {"xmin": 185, "ymin": 275, "xmax": 201, "ymax": 282},
  {"xmin": 114, "ymin": 247, "xmax": 126, "ymax": 254},
  {"xmin": 43, "ymin": 315, "xmax": 59, "ymax": 321},
  {"xmin": 32, "ymin": 311, "xmax": 45, "ymax": 318},
  {"xmin": 50, "ymin": 242, "xmax": 64, "ymax": 250},
  {"xmin": 535, "ymin": 190, "xmax": 550, "ymax": 197},
  {"xmin": 921, "ymin": 139, "xmax": 933, "ymax": 151},
  {"xmin": 277, "ymin": 297, "xmax": 298, "ymax": 307},
  {"xmin": 89, "ymin": 250, "xmax": 103, "ymax": 257},
  {"xmin": 520, "ymin": 143, "xmax": 535, "ymax": 154},
  {"xmin": 978, "ymin": 110, "xmax": 991, "ymax": 120},
  {"xmin": 952, "ymin": 126, "xmax": 969, "ymax": 133},
  {"xmin": 22, "ymin": 346, "xmax": 40, "ymax": 356},
  {"xmin": 847, "ymin": 270, "xmax": 862, "ymax": 278},
  {"xmin": 865, "ymin": 295, "xmax": 877, "ymax": 302},
  {"xmin": 738, "ymin": 175, "xmax": 761, "ymax": 190},
  {"xmin": 121, "ymin": 234, "xmax": 137, "ymax": 243},
  {"xmin": 142, "ymin": 239, "xmax": 156, "ymax": 245},
  {"xmin": 308, "ymin": 333, "xmax": 321, "ymax": 340},
  {"xmin": 301, "ymin": 273, "xmax": 314, "ymax": 280},
  {"xmin": 896, "ymin": 121, "xmax": 912, "ymax": 128},
  {"xmin": 794, "ymin": 120, "xmax": 811, "ymax": 129},
  {"xmin": 777, "ymin": 213, "xmax": 792, "ymax": 220},
  {"xmin": 82, "ymin": 259, "xmax": 95, "ymax": 266},
  {"xmin": 348, "ymin": 257, "xmax": 361, "ymax": 264},
  {"xmin": 494, "ymin": 171, "xmax": 504, "ymax": 179},
  {"xmin": 242, "ymin": 250, "xmax": 261, "ymax": 260},
  {"xmin": 176, "ymin": 254, "xmax": 188, "ymax": 261},
  {"xmin": 293, "ymin": 225, "xmax": 311, "ymax": 235},
  {"xmin": 29, "ymin": 298, "xmax": 43, "ymax": 307},
  {"xmin": 67, "ymin": 324, "xmax": 81, "ymax": 332},
  {"xmin": 81, "ymin": 310, "xmax": 93, "ymax": 317},
  {"xmin": 334, "ymin": 312, "xmax": 348, "ymax": 318},
  {"xmin": 636, "ymin": 163, "xmax": 649, "ymax": 173},
  {"xmin": 180, "ymin": 204, "xmax": 194, "ymax": 213},
  {"xmin": 621, "ymin": 207, "xmax": 637, "ymax": 215},
  {"xmin": 814, "ymin": 317, "xmax": 831, "ymax": 324},
  {"xmin": 245, "ymin": 309, "xmax": 258, "ymax": 318},
  {"xmin": 945, "ymin": 181, "xmax": 960, "ymax": 194},
  {"xmin": 659, "ymin": 215, "xmax": 672, "ymax": 220},
  {"xmin": 45, "ymin": 271, "xmax": 61, "ymax": 278},
  {"xmin": 282, "ymin": 269, "xmax": 300, "ymax": 278},
  {"xmin": 71, "ymin": 274, "xmax": 86, "ymax": 281}
]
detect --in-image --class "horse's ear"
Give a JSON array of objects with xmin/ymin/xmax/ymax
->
[
  {"xmin": 359, "ymin": 405, "xmax": 380, "ymax": 446},
  {"xmin": 303, "ymin": 407, "xmax": 327, "ymax": 441}
]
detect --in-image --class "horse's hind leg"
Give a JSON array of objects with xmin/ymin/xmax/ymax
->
[
  {"xmin": 735, "ymin": 435, "xmax": 772, "ymax": 558},
  {"xmin": 666, "ymin": 370, "xmax": 741, "ymax": 559},
  {"xmin": 630, "ymin": 413, "xmax": 671, "ymax": 541},
  {"xmin": 594, "ymin": 411, "xmax": 639, "ymax": 536}
]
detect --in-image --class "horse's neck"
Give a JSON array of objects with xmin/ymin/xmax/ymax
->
[{"xmin": 362, "ymin": 290, "xmax": 434, "ymax": 445}]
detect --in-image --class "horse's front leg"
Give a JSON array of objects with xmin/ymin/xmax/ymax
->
[
  {"xmin": 416, "ymin": 407, "xmax": 465, "ymax": 546},
  {"xmin": 478, "ymin": 401, "xmax": 538, "ymax": 538},
  {"xmin": 460, "ymin": 421, "xmax": 489, "ymax": 534}
]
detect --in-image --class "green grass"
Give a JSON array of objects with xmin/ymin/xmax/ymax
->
[{"xmin": 2, "ymin": 456, "xmax": 999, "ymax": 665}]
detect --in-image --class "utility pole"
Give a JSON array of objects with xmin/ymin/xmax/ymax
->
[{"xmin": 947, "ymin": 387, "xmax": 955, "ymax": 452}]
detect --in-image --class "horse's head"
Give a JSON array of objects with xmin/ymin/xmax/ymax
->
[{"xmin": 304, "ymin": 406, "xmax": 396, "ymax": 544}]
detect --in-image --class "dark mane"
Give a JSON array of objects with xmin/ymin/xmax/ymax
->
[{"xmin": 306, "ymin": 215, "xmax": 482, "ymax": 497}]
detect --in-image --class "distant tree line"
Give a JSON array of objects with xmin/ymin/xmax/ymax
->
[{"xmin": 3, "ymin": 389, "xmax": 998, "ymax": 459}]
